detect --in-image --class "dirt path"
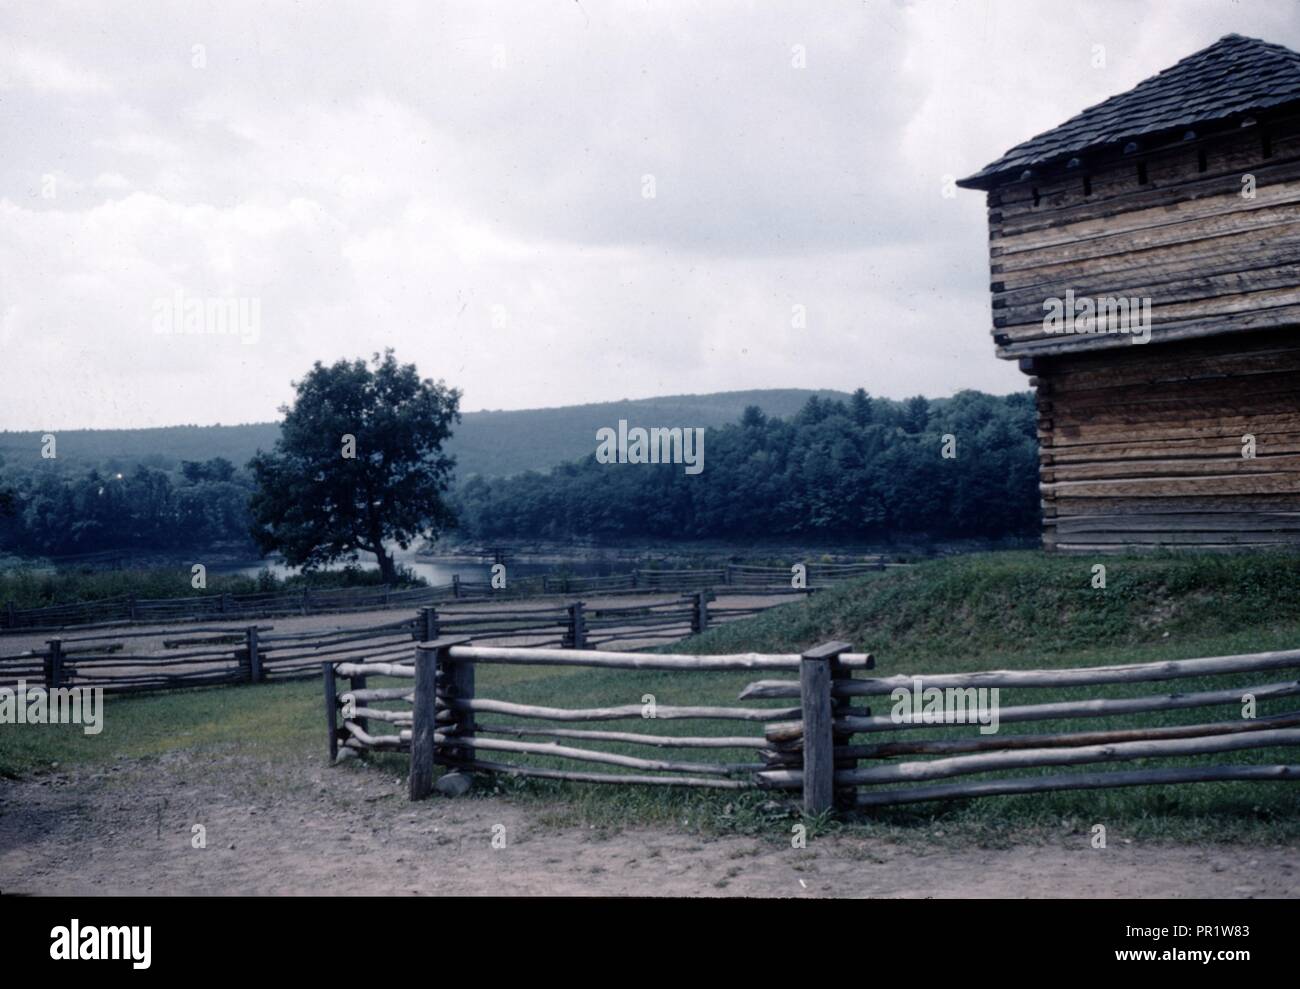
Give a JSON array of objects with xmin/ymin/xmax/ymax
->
[{"xmin": 2, "ymin": 753, "xmax": 1295, "ymax": 897}]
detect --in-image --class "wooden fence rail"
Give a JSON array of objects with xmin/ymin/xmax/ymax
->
[
  {"xmin": 0, "ymin": 589, "xmax": 795, "ymax": 696},
  {"xmin": 326, "ymin": 639, "xmax": 1300, "ymax": 813},
  {"xmin": 0, "ymin": 618, "xmax": 427, "ymax": 695},
  {"xmin": 753, "ymin": 647, "xmax": 1300, "ymax": 807},
  {"xmin": 0, "ymin": 558, "xmax": 891, "ymax": 633}
]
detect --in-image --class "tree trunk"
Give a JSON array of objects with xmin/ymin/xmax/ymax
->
[{"xmin": 376, "ymin": 547, "xmax": 398, "ymax": 584}]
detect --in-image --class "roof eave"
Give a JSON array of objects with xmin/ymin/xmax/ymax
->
[
  {"xmin": 955, "ymin": 172, "xmax": 1004, "ymax": 191},
  {"xmin": 959, "ymin": 99, "xmax": 1300, "ymax": 194}
]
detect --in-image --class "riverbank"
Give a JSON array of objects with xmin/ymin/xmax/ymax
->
[
  {"xmin": 0, "ymin": 561, "xmax": 423, "ymax": 613},
  {"xmin": 417, "ymin": 536, "xmax": 1029, "ymax": 567}
]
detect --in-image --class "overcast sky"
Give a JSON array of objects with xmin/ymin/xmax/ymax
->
[{"xmin": 4, "ymin": 0, "xmax": 1300, "ymax": 430}]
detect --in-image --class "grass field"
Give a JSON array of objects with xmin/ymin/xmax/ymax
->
[
  {"xmin": 0, "ymin": 559, "xmax": 425, "ymax": 611},
  {"xmin": 4, "ymin": 550, "xmax": 1299, "ymax": 845}
]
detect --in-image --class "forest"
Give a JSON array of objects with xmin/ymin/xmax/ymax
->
[
  {"xmin": 0, "ymin": 457, "xmax": 256, "ymax": 558},
  {"xmin": 0, "ymin": 389, "xmax": 1040, "ymax": 559},
  {"xmin": 451, "ymin": 390, "xmax": 1040, "ymax": 543}
]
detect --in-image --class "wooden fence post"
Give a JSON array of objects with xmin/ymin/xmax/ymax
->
[
  {"xmin": 800, "ymin": 641, "xmax": 851, "ymax": 815},
  {"xmin": 830, "ymin": 649, "xmax": 860, "ymax": 809},
  {"xmin": 414, "ymin": 605, "xmax": 439, "ymax": 641},
  {"xmin": 567, "ymin": 601, "xmax": 587, "ymax": 649},
  {"xmin": 349, "ymin": 672, "xmax": 368, "ymax": 737},
  {"xmin": 452, "ymin": 574, "xmax": 461, "ymax": 599},
  {"xmin": 323, "ymin": 662, "xmax": 339, "ymax": 763},
  {"xmin": 383, "ymin": 584, "xmax": 391, "ymax": 607},
  {"xmin": 45, "ymin": 639, "xmax": 64, "ymax": 689},
  {"xmin": 220, "ymin": 592, "xmax": 230, "ymax": 615},
  {"xmin": 439, "ymin": 638, "xmax": 475, "ymax": 794},
  {"xmin": 410, "ymin": 644, "xmax": 439, "ymax": 800},
  {"xmin": 301, "ymin": 589, "xmax": 310, "ymax": 615},
  {"xmin": 128, "ymin": 594, "xmax": 138, "ymax": 622},
  {"xmin": 631, "ymin": 570, "xmax": 639, "ymax": 590},
  {"xmin": 691, "ymin": 590, "xmax": 710, "ymax": 634},
  {"xmin": 246, "ymin": 627, "xmax": 262, "ymax": 683},
  {"xmin": 4, "ymin": 601, "xmax": 13, "ymax": 628},
  {"xmin": 410, "ymin": 636, "xmax": 471, "ymax": 801}
]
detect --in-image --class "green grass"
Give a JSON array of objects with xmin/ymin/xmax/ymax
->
[
  {"xmin": 0, "ymin": 560, "xmax": 427, "ymax": 610},
  {"xmin": 3, "ymin": 550, "xmax": 1299, "ymax": 845},
  {"xmin": 0, "ymin": 679, "xmax": 323, "ymax": 777},
  {"xmin": 687, "ymin": 550, "xmax": 1300, "ymax": 661}
]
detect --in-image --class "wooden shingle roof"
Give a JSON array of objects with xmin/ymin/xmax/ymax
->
[{"xmin": 959, "ymin": 34, "xmax": 1300, "ymax": 190}]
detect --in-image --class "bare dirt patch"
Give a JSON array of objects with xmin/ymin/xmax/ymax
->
[{"xmin": 1, "ymin": 753, "xmax": 1295, "ymax": 898}]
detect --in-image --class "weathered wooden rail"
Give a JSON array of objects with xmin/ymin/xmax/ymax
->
[
  {"xmin": 327, "ymin": 640, "xmax": 1300, "ymax": 811},
  {"xmin": 1, "ymin": 558, "xmax": 889, "ymax": 632},
  {"xmin": 0, "ymin": 619, "xmax": 421, "ymax": 695},
  {"xmin": 327, "ymin": 639, "xmax": 874, "ymax": 800},
  {"xmin": 0, "ymin": 590, "xmax": 787, "ymax": 696}
]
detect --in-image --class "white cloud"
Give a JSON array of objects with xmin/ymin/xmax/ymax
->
[
  {"xmin": 1, "ymin": 0, "xmax": 1298, "ymax": 429},
  {"xmin": 0, "ymin": 44, "xmax": 108, "ymax": 93},
  {"xmin": 92, "ymin": 172, "xmax": 131, "ymax": 191}
]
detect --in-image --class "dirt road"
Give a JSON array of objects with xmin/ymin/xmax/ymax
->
[{"xmin": 2, "ymin": 750, "xmax": 1295, "ymax": 897}]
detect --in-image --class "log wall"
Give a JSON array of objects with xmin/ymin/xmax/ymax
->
[
  {"xmin": 986, "ymin": 116, "xmax": 1300, "ymax": 357},
  {"xmin": 1035, "ymin": 329, "xmax": 1300, "ymax": 551}
]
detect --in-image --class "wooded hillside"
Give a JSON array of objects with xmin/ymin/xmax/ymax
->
[
  {"xmin": 453, "ymin": 390, "xmax": 1039, "ymax": 543},
  {"xmin": 0, "ymin": 389, "xmax": 850, "ymax": 481}
]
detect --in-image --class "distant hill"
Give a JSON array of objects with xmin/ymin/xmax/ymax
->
[
  {"xmin": 0, "ymin": 389, "xmax": 851, "ymax": 481},
  {"xmin": 448, "ymin": 389, "xmax": 851, "ymax": 478}
]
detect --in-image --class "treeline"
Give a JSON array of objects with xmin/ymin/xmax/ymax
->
[
  {"xmin": 0, "ymin": 458, "xmax": 256, "ymax": 557},
  {"xmin": 452, "ymin": 390, "xmax": 1040, "ymax": 542},
  {"xmin": 0, "ymin": 389, "xmax": 1040, "ymax": 558}
]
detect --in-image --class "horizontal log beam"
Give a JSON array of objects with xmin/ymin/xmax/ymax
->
[
  {"xmin": 766, "ymin": 679, "xmax": 1300, "ymax": 737},
  {"xmin": 853, "ymin": 764, "xmax": 1300, "ymax": 807},
  {"xmin": 752, "ymin": 648, "xmax": 1300, "ymax": 699},
  {"xmin": 474, "ymin": 722, "xmax": 766, "ymax": 749},
  {"xmin": 834, "ymin": 727, "xmax": 1300, "ymax": 786},
  {"xmin": 335, "ymin": 661, "xmax": 414, "ymax": 677},
  {"xmin": 442, "ymin": 755, "xmax": 755, "ymax": 789},
  {"xmin": 845, "ymin": 710, "xmax": 1300, "ymax": 758},
  {"xmin": 759, "ymin": 728, "xmax": 1300, "ymax": 787},
  {"xmin": 443, "ymin": 696, "xmax": 797, "ymax": 723},
  {"xmin": 436, "ymin": 735, "xmax": 764, "ymax": 776},
  {"xmin": 444, "ymin": 644, "xmax": 871, "ymax": 670}
]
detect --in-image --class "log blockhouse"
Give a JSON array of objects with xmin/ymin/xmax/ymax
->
[{"xmin": 959, "ymin": 34, "xmax": 1300, "ymax": 552}]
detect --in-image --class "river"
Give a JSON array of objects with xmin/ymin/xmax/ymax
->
[{"xmin": 216, "ymin": 553, "xmax": 622, "ymax": 586}]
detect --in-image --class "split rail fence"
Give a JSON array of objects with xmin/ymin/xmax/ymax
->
[
  {"xmin": 0, "ymin": 560, "xmax": 888, "ymax": 632},
  {"xmin": 0, "ymin": 618, "xmax": 421, "ymax": 695},
  {"xmin": 327, "ymin": 640, "xmax": 1300, "ymax": 810},
  {"xmin": 0, "ymin": 592, "xmax": 775, "ymax": 696}
]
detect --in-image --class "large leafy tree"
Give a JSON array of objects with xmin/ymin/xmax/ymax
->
[{"xmin": 248, "ymin": 351, "xmax": 461, "ymax": 582}]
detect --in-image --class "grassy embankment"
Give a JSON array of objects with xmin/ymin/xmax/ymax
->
[{"xmin": 4, "ymin": 551, "xmax": 1299, "ymax": 845}]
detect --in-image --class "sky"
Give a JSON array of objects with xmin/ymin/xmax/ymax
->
[{"xmin": 3, "ymin": 0, "xmax": 1300, "ymax": 430}]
